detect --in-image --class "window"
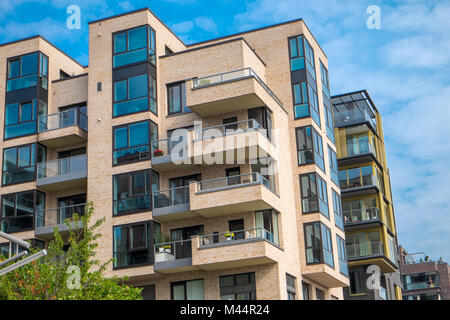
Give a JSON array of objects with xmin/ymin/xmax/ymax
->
[
  {"xmin": 7, "ymin": 52, "xmax": 48, "ymax": 92},
  {"xmin": 315, "ymin": 288, "xmax": 325, "ymax": 300},
  {"xmin": 299, "ymin": 173, "xmax": 329, "ymax": 218},
  {"xmin": 4, "ymin": 99, "xmax": 47, "ymax": 139},
  {"xmin": 1, "ymin": 190, "xmax": 45, "ymax": 233},
  {"xmin": 320, "ymin": 61, "xmax": 334, "ymax": 142},
  {"xmin": 296, "ymin": 126, "xmax": 324, "ymax": 172},
  {"xmin": 228, "ymin": 218, "xmax": 244, "ymax": 240},
  {"xmin": 342, "ymin": 198, "xmax": 378, "ymax": 224},
  {"xmin": 302, "ymin": 281, "xmax": 311, "ymax": 300},
  {"xmin": 140, "ymin": 285, "xmax": 156, "ymax": 300},
  {"xmin": 113, "ymin": 170, "xmax": 158, "ymax": 216},
  {"xmin": 113, "ymin": 221, "xmax": 158, "ymax": 268},
  {"xmin": 171, "ymin": 279, "xmax": 204, "ymax": 300},
  {"xmin": 339, "ymin": 165, "xmax": 380, "ymax": 190},
  {"xmin": 328, "ymin": 146, "xmax": 339, "ymax": 186},
  {"xmin": 113, "ymin": 25, "xmax": 156, "ymax": 68},
  {"xmin": 337, "ymin": 235, "xmax": 348, "ymax": 276},
  {"xmin": 167, "ymin": 82, "xmax": 190, "ymax": 115},
  {"xmin": 286, "ymin": 274, "xmax": 296, "ymax": 300},
  {"xmin": 332, "ymin": 189, "xmax": 344, "ymax": 230},
  {"xmin": 349, "ymin": 269, "xmax": 366, "ymax": 294},
  {"xmin": 289, "ymin": 35, "xmax": 315, "ymax": 77},
  {"xmin": 2, "ymin": 143, "xmax": 46, "ymax": 186},
  {"xmin": 292, "ymin": 82, "xmax": 321, "ymax": 127},
  {"xmin": 255, "ymin": 210, "xmax": 279, "ymax": 245},
  {"xmin": 346, "ymin": 231, "xmax": 382, "ymax": 259},
  {"xmin": 113, "ymin": 73, "xmax": 156, "ymax": 117},
  {"xmin": 113, "ymin": 120, "xmax": 157, "ymax": 165},
  {"xmin": 220, "ymin": 273, "xmax": 256, "ymax": 300},
  {"xmin": 304, "ymin": 221, "xmax": 334, "ymax": 267}
]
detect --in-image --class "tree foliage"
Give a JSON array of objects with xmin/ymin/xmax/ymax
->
[{"xmin": 0, "ymin": 203, "xmax": 142, "ymax": 300}]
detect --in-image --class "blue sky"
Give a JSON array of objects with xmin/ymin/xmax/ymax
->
[{"xmin": 1, "ymin": 0, "xmax": 449, "ymax": 261}]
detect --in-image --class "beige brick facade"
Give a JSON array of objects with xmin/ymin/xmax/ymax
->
[{"xmin": 0, "ymin": 8, "xmax": 350, "ymax": 300}]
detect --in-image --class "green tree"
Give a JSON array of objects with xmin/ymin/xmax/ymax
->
[{"xmin": 0, "ymin": 203, "xmax": 142, "ymax": 300}]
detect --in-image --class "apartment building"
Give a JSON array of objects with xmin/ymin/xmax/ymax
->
[
  {"xmin": 399, "ymin": 246, "xmax": 450, "ymax": 300},
  {"xmin": 0, "ymin": 8, "xmax": 349, "ymax": 300},
  {"xmin": 331, "ymin": 90, "xmax": 402, "ymax": 300}
]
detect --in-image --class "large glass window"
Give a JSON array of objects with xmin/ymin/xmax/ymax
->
[
  {"xmin": 349, "ymin": 269, "xmax": 366, "ymax": 294},
  {"xmin": 255, "ymin": 210, "xmax": 279, "ymax": 245},
  {"xmin": 2, "ymin": 143, "xmax": 45, "ymax": 186},
  {"xmin": 332, "ymin": 189, "xmax": 344, "ymax": 230},
  {"xmin": 113, "ymin": 169, "xmax": 158, "ymax": 216},
  {"xmin": 171, "ymin": 279, "xmax": 205, "ymax": 300},
  {"xmin": 337, "ymin": 235, "xmax": 348, "ymax": 276},
  {"xmin": 1, "ymin": 190, "xmax": 45, "ymax": 233},
  {"xmin": 302, "ymin": 281, "xmax": 311, "ymax": 300},
  {"xmin": 113, "ymin": 120, "xmax": 157, "ymax": 165},
  {"xmin": 167, "ymin": 82, "xmax": 190, "ymax": 115},
  {"xmin": 321, "ymin": 223, "xmax": 334, "ymax": 267},
  {"xmin": 339, "ymin": 165, "xmax": 381, "ymax": 190},
  {"xmin": 113, "ymin": 221, "xmax": 158, "ymax": 268},
  {"xmin": 296, "ymin": 126, "xmax": 324, "ymax": 172},
  {"xmin": 289, "ymin": 35, "xmax": 315, "ymax": 77},
  {"xmin": 113, "ymin": 73, "xmax": 156, "ymax": 117},
  {"xmin": 299, "ymin": 173, "xmax": 329, "ymax": 218},
  {"xmin": 320, "ymin": 61, "xmax": 334, "ymax": 142},
  {"xmin": 328, "ymin": 146, "xmax": 339, "ymax": 186},
  {"xmin": 342, "ymin": 198, "xmax": 378, "ymax": 224},
  {"xmin": 346, "ymin": 231, "xmax": 382, "ymax": 259},
  {"xmin": 113, "ymin": 26, "xmax": 156, "ymax": 68},
  {"xmin": 286, "ymin": 274, "xmax": 296, "ymax": 300},
  {"xmin": 7, "ymin": 52, "xmax": 48, "ymax": 92},
  {"xmin": 304, "ymin": 222, "xmax": 334, "ymax": 267},
  {"xmin": 4, "ymin": 99, "xmax": 47, "ymax": 139},
  {"xmin": 220, "ymin": 273, "xmax": 256, "ymax": 300},
  {"xmin": 292, "ymin": 82, "xmax": 320, "ymax": 127}
]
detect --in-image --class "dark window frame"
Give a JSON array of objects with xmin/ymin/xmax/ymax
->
[
  {"xmin": 112, "ymin": 25, "xmax": 156, "ymax": 69},
  {"xmin": 112, "ymin": 119, "xmax": 157, "ymax": 166},
  {"xmin": 112, "ymin": 169, "xmax": 159, "ymax": 217},
  {"xmin": 6, "ymin": 51, "xmax": 48, "ymax": 92},
  {"xmin": 170, "ymin": 278, "xmax": 204, "ymax": 300},
  {"xmin": 303, "ymin": 221, "xmax": 334, "ymax": 268},
  {"xmin": 112, "ymin": 73, "xmax": 157, "ymax": 117},
  {"xmin": 299, "ymin": 173, "xmax": 329, "ymax": 218},
  {"xmin": 219, "ymin": 272, "xmax": 257, "ymax": 300},
  {"xmin": 167, "ymin": 81, "xmax": 189, "ymax": 115}
]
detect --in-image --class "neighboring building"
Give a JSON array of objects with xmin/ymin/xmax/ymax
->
[
  {"xmin": 399, "ymin": 246, "xmax": 450, "ymax": 300},
  {"xmin": 332, "ymin": 90, "xmax": 402, "ymax": 300},
  {"xmin": 0, "ymin": 8, "xmax": 349, "ymax": 299}
]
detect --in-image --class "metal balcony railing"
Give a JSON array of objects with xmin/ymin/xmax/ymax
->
[
  {"xmin": 193, "ymin": 119, "xmax": 268, "ymax": 141},
  {"xmin": 153, "ymin": 186, "xmax": 190, "ymax": 209},
  {"xmin": 36, "ymin": 203, "xmax": 86, "ymax": 228},
  {"xmin": 197, "ymin": 172, "xmax": 275, "ymax": 194},
  {"xmin": 198, "ymin": 227, "xmax": 276, "ymax": 247},
  {"xmin": 38, "ymin": 109, "xmax": 87, "ymax": 132},
  {"xmin": 346, "ymin": 241, "xmax": 384, "ymax": 259},
  {"xmin": 37, "ymin": 154, "xmax": 87, "ymax": 180},
  {"xmin": 154, "ymin": 238, "xmax": 192, "ymax": 262},
  {"xmin": 344, "ymin": 207, "xmax": 380, "ymax": 224},
  {"xmin": 192, "ymin": 67, "xmax": 283, "ymax": 108}
]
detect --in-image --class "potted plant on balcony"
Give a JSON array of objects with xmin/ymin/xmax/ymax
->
[
  {"xmin": 224, "ymin": 231, "xmax": 235, "ymax": 241},
  {"xmin": 154, "ymin": 233, "xmax": 175, "ymax": 263},
  {"xmin": 153, "ymin": 149, "xmax": 164, "ymax": 157}
]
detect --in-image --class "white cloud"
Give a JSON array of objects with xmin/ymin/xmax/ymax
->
[
  {"xmin": 194, "ymin": 16, "xmax": 218, "ymax": 34},
  {"xmin": 171, "ymin": 20, "xmax": 194, "ymax": 34}
]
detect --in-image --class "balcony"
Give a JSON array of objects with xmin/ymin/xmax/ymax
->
[
  {"xmin": 339, "ymin": 166, "xmax": 382, "ymax": 198},
  {"xmin": 154, "ymin": 239, "xmax": 196, "ymax": 274},
  {"xmin": 188, "ymin": 68, "xmax": 284, "ymax": 117},
  {"xmin": 338, "ymin": 136, "xmax": 379, "ymax": 167},
  {"xmin": 344, "ymin": 207, "xmax": 382, "ymax": 230},
  {"xmin": 36, "ymin": 154, "xmax": 87, "ymax": 191},
  {"xmin": 37, "ymin": 109, "xmax": 87, "ymax": 148},
  {"xmin": 153, "ymin": 228, "xmax": 282, "ymax": 273},
  {"xmin": 346, "ymin": 241, "xmax": 396, "ymax": 273},
  {"xmin": 151, "ymin": 119, "xmax": 275, "ymax": 171},
  {"xmin": 192, "ymin": 228, "xmax": 281, "ymax": 271},
  {"xmin": 152, "ymin": 173, "xmax": 279, "ymax": 222},
  {"xmin": 35, "ymin": 203, "xmax": 85, "ymax": 239}
]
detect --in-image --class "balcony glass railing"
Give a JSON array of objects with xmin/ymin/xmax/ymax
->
[
  {"xmin": 192, "ymin": 67, "xmax": 284, "ymax": 108},
  {"xmin": 36, "ymin": 203, "xmax": 86, "ymax": 228},
  {"xmin": 197, "ymin": 172, "xmax": 275, "ymax": 193},
  {"xmin": 344, "ymin": 207, "xmax": 380, "ymax": 224},
  {"xmin": 151, "ymin": 135, "xmax": 189, "ymax": 160},
  {"xmin": 339, "ymin": 166, "xmax": 380, "ymax": 191},
  {"xmin": 37, "ymin": 154, "xmax": 87, "ymax": 180},
  {"xmin": 404, "ymin": 282, "xmax": 439, "ymax": 291},
  {"xmin": 334, "ymin": 107, "xmax": 377, "ymax": 131},
  {"xmin": 193, "ymin": 119, "xmax": 268, "ymax": 141},
  {"xmin": 346, "ymin": 241, "xmax": 384, "ymax": 259},
  {"xmin": 198, "ymin": 227, "xmax": 276, "ymax": 247},
  {"xmin": 345, "ymin": 140, "xmax": 376, "ymax": 159},
  {"xmin": 154, "ymin": 239, "xmax": 192, "ymax": 262},
  {"xmin": 153, "ymin": 186, "xmax": 190, "ymax": 209},
  {"xmin": 38, "ymin": 109, "xmax": 87, "ymax": 132},
  {"xmin": 113, "ymin": 195, "xmax": 151, "ymax": 216}
]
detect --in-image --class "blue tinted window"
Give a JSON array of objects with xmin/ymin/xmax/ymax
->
[
  {"xmin": 20, "ymin": 53, "xmax": 38, "ymax": 76},
  {"xmin": 114, "ymin": 32, "xmax": 127, "ymax": 53},
  {"xmin": 291, "ymin": 57, "xmax": 305, "ymax": 71},
  {"xmin": 18, "ymin": 146, "xmax": 31, "ymax": 167},
  {"xmin": 3, "ymin": 148, "xmax": 17, "ymax": 171},
  {"xmin": 128, "ymin": 27, "xmax": 147, "ymax": 51},
  {"xmin": 129, "ymin": 74, "xmax": 148, "ymax": 99},
  {"xmin": 114, "ymin": 127, "xmax": 128, "ymax": 149},
  {"xmin": 5, "ymin": 104, "xmax": 19, "ymax": 125},
  {"xmin": 129, "ymin": 121, "xmax": 149, "ymax": 147},
  {"xmin": 289, "ymin": 38, "xmax": 298, "ymax": 58},
  {"xmin": 20, "ymin": 102, "xmax": 33, "ymax": 121},
  {"xmin": 114, "ymin": 80, "xmax": 127, "ymax": 102},
  {"xmin": 2, "ymin": 144, "xmax": 37, "ymax": 186},
  {"xmin": 8, "ymin": 60, "xmax": 20, "ymax": 78}
]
